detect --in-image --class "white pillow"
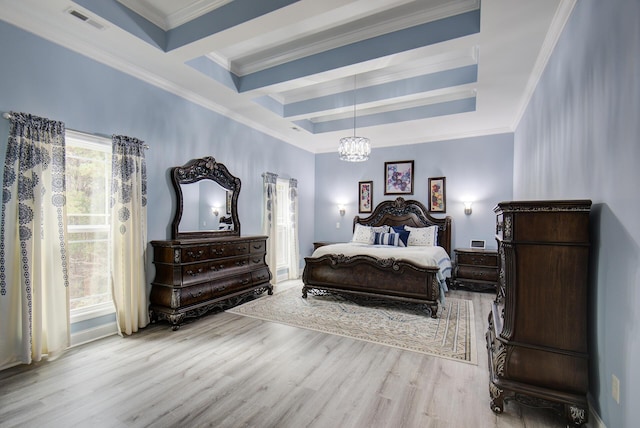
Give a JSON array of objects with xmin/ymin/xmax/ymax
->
[
  {"xmin": 352, "ymin": 223, "xmax": 374, "ymax": 244},
  {"xmin": 371, "ymin": 225, "xmax": 390, "ymax": 234},
  {"xmin": 404, "ymin": 225, "xmax": 438, "ymax": 246}
]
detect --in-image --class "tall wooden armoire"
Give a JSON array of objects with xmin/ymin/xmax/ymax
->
[{"xmin": 487, "ymin": 200, "xmax": 592, "ymax": 427}]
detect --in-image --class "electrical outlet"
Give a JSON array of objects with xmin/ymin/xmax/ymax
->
[
  {"xmin": 612, "ymin": 374, "xmax": 620, "ymax": 404},
  {"xmin": 336, "ymin": 222, "xmax": 340, "ymax": 229}
]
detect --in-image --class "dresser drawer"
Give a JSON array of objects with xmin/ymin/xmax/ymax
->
[
  {"xmin": 175, "ymin": 273, "xmax": 252, "ymax": 307},
  {"xmin": 457, "ymin": 251, "xmax": 498, "ymax": 267},
  {"xmin": 182, "ymin": 256, "xmax": 250, "ymax": 285},
  {"xmin": 180, "ymin": 242, "xmax": 249, "ymax": 262},
  {"xmin": 251, "ymin": 267, "xmax": 271, "ymax": 284},
  {"xmin": 249, "ymin": 240, "xmax": 266, "ymax": 254}
]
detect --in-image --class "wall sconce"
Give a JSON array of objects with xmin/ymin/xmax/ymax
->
[
  {"xmin": 338, "ymin": 205, "xmax": 346, "ymax": 216},
  {"xmin": 464, "ymin": 201, "xmax": 473, "ymax": 215},
  {"xmin": 211, "ymin": 206, "xmax": 220, "ymax": 216}
]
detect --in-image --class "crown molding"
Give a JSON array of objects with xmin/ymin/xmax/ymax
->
[{"xmin": 116, "ymin": 0, "xmax": 231, "ymax": 31}]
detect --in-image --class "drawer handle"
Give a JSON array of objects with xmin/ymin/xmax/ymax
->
[
  {"xmin": 252, "ymin": 258, "xmax": 262, "ymax": 264},
  {"xmin": 235, "ymin": 260, "xmax": 247, "ymax": 266},
  {"xmin": 213, "ymin": 285, "xmax": 227, "ymax": 292},
  {"xmin": 186, "ymin": 250, "xmax": 204, "ymax": 259},
  {"xmin": 253, "ymin": 244, "xmax": 263, "ymax": 250},
  {"xmin": 237, "ymin": 246, "xmax": 247, "ymax": 251},
  {"xmin": 186, "ymin": 268, "xmax": 204, "ymax": 277},
  {"xmin": 209, "ymin": 265, "xmax": 224, "ymax": 272},
  {"xmin": 211, "ymin": 248, "xmax": 225, "ymax": 255},
  {"xmin": 256, "ymin": 275, "xmax": 266, "ymax": 280},
  {"xmin": 240, "ymin": 279, "xmax": 250, "ymax": 285},
  {"xmin": 189, "ymin": 290, "xmax": 204, "ymax": 298}
]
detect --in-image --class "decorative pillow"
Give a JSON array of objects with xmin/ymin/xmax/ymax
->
[
  {"xmin": 405, "ymin": 225, "xmax": 438, "ymax": 246},
  {"xmin": 390, "ymin": 225, "xmax": 405, "ymax": 234},
  {"xmin": 352, "ymin": 223, "xmax": 374, "ymax": 244},
  {"xmin": 373, "ymin": 232, "xmax": 402, "ymax": 246},
  {"xmin": 371, "ymin": 225, "xmax": 390, "ymax": 234},
  {"xmin": 396, "ymin": 230, "xmax": 410, "ymax": 247}
]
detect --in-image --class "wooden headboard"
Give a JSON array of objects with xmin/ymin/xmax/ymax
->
[{"xmin": 353, "ymin": 197, "xmax": 453, "ymax": 257}]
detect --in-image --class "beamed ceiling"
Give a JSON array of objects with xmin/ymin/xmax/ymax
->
[{"xmin": 0, "ymin": 0, "xmax": 573, "ymax": 153}]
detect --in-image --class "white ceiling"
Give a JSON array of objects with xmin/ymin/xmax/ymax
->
[{"xmin": 0, "ymin": 0, "xmax": 574, "ymax": 154}]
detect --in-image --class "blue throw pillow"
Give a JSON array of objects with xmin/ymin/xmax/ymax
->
[
  {"xmin": 374, "ymin": 232, "xmax": 401, "ymax": 246},
  {"xmin": 389, "ymin": 226, "xmax": 409, "ymax": 247},
  {"xmin": 396, "ymin": 230, "xmax": 410, "ymax": 247}
]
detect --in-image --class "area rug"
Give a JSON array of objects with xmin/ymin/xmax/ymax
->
[{"xmin": 227, "ymin": 284, "xmax": 477, "ymax": 364}]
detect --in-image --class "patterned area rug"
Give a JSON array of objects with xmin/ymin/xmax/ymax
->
[{"xmin": 227, "ymin": 284, "xmax": 477, "ymax": 364}]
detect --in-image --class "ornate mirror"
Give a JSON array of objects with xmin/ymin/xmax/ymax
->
[{"xmin": 170, "ymin": 156, "xmax": 241, "ymax": 239}]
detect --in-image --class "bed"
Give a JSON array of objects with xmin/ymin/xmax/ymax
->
[{"xmin": 302, "ymin": 197, "xmax": 453, "ymax": 317}]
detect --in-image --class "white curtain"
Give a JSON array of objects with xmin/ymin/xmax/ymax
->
[
  {"xmin": 287, "ymin": 178, "xmax": 300, "ymax": 279},
  {"xmin": 262, "ymin": 172, "xmax": 278, "ymax": 284},
  {"xmin": 110, "ymin": 135, "xmax": 148, "ymax": 336},
  {"xmin": 0, "ymin": 112, "xmax": 70, "ymax": 369}
]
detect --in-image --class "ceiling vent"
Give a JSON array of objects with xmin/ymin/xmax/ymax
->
[{"xmin": 66, "ymin": 8, "xmax": 105, "ymax": 30}]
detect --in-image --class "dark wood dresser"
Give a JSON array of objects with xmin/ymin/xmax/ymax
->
[
  {"xmin": 453, "ymin": 248, "xmax": 498, "ymax": 291},
  {"xmin": 150, "ymin": 236, "xmax": 272, "ymax": 329},
  {"xmin": 487, "ymin": 200, "xmax": 591, "ymax": 426}
]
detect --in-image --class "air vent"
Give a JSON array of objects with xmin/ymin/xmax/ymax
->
[{"xmin": 66, "ymin": 8, "xmax": 106, "ymax": 30}]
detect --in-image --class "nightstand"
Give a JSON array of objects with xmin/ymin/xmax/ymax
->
[{"xmin": 453, "ymin": 248, "xmax": 498, "ymax": 292}]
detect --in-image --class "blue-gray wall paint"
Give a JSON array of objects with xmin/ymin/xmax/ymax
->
[
  {"xmin": 314, "ymin": 134, "xmax": 514, "ymax": 252},
  {"xmin": 514, "ymin": 1, "xmax": 640, "ymax": 427},
  {"xmin": 0, "ymin": 20, "xmax": 315, "ymax": 332}
]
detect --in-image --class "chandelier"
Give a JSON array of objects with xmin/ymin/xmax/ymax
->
[{"xmin": 339, "ymin": 75, "xmax": 371, "ymax": 162}]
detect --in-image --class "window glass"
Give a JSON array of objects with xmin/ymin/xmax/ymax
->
[{"xmin": 65, "ymin": 132, "xmax": 112, "ymax": 312}]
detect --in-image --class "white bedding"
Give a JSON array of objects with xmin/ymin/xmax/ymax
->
[{"xmin": 311, "ymin": 242, "xmax": 452, "ymax": 299}]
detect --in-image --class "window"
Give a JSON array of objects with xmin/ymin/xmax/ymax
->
[{"xmin": 65, "ymin": 131, "xmax": 113, "ymax": 317}]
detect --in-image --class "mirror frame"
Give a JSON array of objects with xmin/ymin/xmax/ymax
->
[{"xmin": 170, "ymin": 156, "xmax": 241, "ymax": 239}]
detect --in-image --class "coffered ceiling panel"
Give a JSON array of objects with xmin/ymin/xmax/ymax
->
[{"xmin": 0, "ymin": 0, "xmax": 573, "ymax": 153}]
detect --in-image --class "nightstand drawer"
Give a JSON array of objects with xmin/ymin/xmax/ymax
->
[
  {"xmin": 456, "ymin": 265, "xmax": 499, "ymax": 282},
  {"xmin": 456, "ymin": 251, "xmax": 498, "ymax": 267}
]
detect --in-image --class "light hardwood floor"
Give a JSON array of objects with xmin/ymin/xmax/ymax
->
[{"xmin": 0, "ymin": 282, "xmax": 587, "ymax": 428}]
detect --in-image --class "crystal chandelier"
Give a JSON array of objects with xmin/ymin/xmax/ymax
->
[{"xmin": 339, "ymin": 75, "xmax": 370, "ymax": 162}]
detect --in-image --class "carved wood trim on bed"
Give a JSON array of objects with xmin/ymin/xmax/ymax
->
[
  {"xmin": 302, "ymin": 197, "xmax": 453, "ymax": 318},
  {"xmin": 353, "ymin": 197, "xmax": 452, "ymax": 257}
]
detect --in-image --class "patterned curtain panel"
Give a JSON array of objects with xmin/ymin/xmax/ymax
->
[
  {"xmin": 110, "ymin": 135, "xmax": 148, "ymax": 335},
  {"xmin": 261, "ymin": 172, "xmax": 278, "ymax": 284},
  {"xmin": 287, "ymin": 178, "xmax": 300, "ymax": 279},
  {"xmin": 0, "ymin": 112, "xmax": 70, "ymax": 368}
]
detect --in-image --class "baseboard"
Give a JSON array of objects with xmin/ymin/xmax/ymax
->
[{"xmin": 70, "ymin": 322, "xmax": 118, "ymax": 347}]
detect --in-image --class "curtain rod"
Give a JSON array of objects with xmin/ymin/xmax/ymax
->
[{"xmin": 2, "ymin": 112, "xmax": 149, "ymax": 149}]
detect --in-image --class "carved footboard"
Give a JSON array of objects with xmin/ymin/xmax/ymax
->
[{"xmin": 302, "ymin": 254, "xmax": 441, "ymax": 318}]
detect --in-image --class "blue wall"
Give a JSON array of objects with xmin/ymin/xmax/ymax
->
[
  {"xmin": 0, "ymin": 21, "xmax": 316, "ymax": 332},
  {"xmin": 314, "ymin": 134, "xmax": 514, "ymax": 252},
  {"xmin": 514, "ymin": 1, "xmax": 640, "ymax": 427}
]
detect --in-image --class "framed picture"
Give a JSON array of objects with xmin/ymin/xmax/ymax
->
[
  {"xmin": 384, "ymin": 160, "xmax": 414, "ymax": 195},
  {"xmin": 428, "ymin": 176, "xmax": 446, "ymax": 213},
  {"xmin": 358, "ymin": 181, "xmax": 373, "ymax": 213},
  {"xmin": 226, "ymin": 191, "xmax": 232, "ymax": 215}
]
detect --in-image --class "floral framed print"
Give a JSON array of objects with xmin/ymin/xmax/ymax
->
[
  {"xmin": 358, "ymin": 181, "xmax": 373, "ymax": 213},
  {"xmin": 384, "ymin": 160, "xmax": 414, "ymax": 195},
  {"xmin": 428, "ymin": 176, "xmax": 446, "ymax": 213}
]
